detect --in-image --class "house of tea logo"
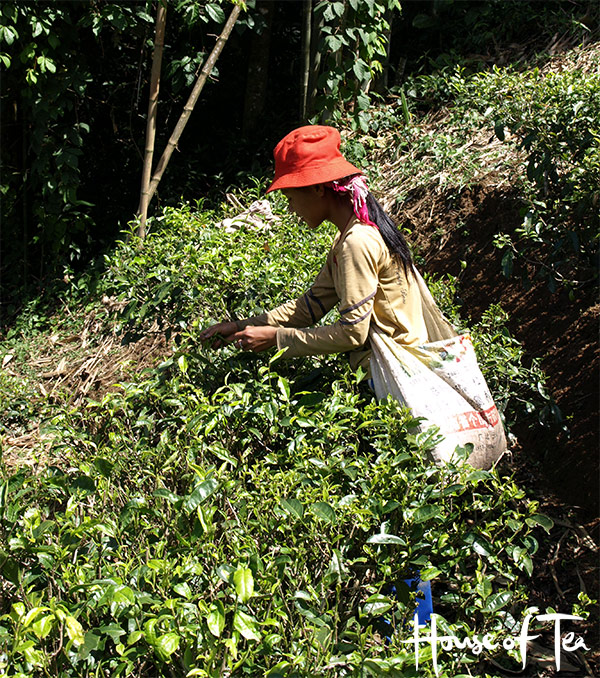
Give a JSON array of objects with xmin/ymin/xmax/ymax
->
[{"xmin": 401, "ymin": 612, "xmax": 590, "ymax": 675}]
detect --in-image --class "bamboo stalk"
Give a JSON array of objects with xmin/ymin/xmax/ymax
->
[
  {"xmin": 145, "ymin": 3, "xmax": 242, "ymax": 207},
  {"xmin": 300, "ymin": 0, "xmax": 312, "ymax": 121},
  {"xmin": 308, "ymin": 7, "xmax": 324, "ymax": 118},
  {"xmin": 137, "ymin": 0, "xmax": 167, "ymax": 239}
]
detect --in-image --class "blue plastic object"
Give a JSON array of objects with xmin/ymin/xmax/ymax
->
[
  {"xmin": 403, "ymin": 575, "xmax": 433, "ymax": 625},
  {"xmin": 376, "ymin": 573, "xmax": 433, "ymax": 641}
]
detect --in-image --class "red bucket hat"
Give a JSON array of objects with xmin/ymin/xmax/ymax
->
[{"xmin": 266, "ymin": 125, "xmax": 362, "ymax": 193}]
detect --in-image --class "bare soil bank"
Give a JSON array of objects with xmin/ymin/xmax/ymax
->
[{"xmin": 398, "ymin": 180, "xmax": 599, "ymax": 518}]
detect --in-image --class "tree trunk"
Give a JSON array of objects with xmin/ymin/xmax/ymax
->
[
  {"xmin": 374, "ymin": 9, "xmax": 394, "ymax": 94},
  {"xmin": 242, "ymin": 0, "xmax": 274, "ymax": 135},
  {"xmin": 307, "ymin": 7, "xmax": 324, "ymax": 118},
  {"xmin": 145, "ymin": 4, "xmax": 242, "ymax": 206},
  {"xmin": 137, "ymin": 0, "xmax": 167, "ymax": 239},
  {"xmin": 300, "ymin": 0, "xmax": 312, "ymax": 121}
]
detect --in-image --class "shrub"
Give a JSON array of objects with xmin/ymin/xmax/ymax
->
[{"xmin": 1, "ymin": 201, "xmax": 580, "ymax": 677}]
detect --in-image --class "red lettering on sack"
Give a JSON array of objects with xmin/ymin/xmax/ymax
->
[{"xmin": 450, "ymin": 405, "xmax": 499, "ymax": 432}]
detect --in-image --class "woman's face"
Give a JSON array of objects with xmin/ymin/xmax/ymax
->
[{"xmin": 282, "ymin": 185, "xmax": 327, "ymax": 229}]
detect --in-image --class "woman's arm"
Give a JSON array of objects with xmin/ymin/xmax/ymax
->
[
  {"xmin": 199, "ymin": 321, "xmax": 278, "ymax": 352},
  {"xmin": 235, "ymin": 259, "xmax": 338, "ymax": 331},
  {"xmin": 274, "ymin": 227, "xmax": 382, "ymax": 356}
]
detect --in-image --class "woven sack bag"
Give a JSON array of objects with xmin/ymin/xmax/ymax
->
[{"xmin": 369, "ymin": 268, "xmax": 507, "ymax": 469}]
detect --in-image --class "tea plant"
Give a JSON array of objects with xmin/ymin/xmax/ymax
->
[
  {"xmin": 404, "ymin": 60, "xmax": 600, "ymax": 292},
  {"xmin": 0, "ymin": 199, "xmax": 584, "ymax": 677},
  {"xmin": 0, "ymin": 353, "xmax": 558, "ymax": 677},
  {"xmin": 462, "ymin": 65, "xmax": 600, "ymax": 290}
]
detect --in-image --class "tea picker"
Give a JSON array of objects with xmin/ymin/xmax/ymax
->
[{"xmin": 200, "ymin": 125, "xmax": 507, "ymax": 470}]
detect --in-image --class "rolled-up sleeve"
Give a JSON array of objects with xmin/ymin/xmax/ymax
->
[{"xmin": 276, "ymin": 228, "xmax": 382, "ymax": 356}]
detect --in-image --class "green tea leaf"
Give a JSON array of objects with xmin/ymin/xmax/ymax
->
[
  {"xmin": 280, "ymin": 498, "xmax": 304, "ymax": 519},
  {"xmin": 65, "ymin": 615, "xmax": 85, "ymax": 646},
  {"xmin": 471, "ymin": 537, "xmax": 492, "ymax": 558},
  {"xmin": 233, "ymin": 566, "xmax": 254, "ymax": 603},
  {"xmin": 173, "ymin": 582, "xmax": 191, "ymax": 599},
  {"xmin": 207, "ymin": 600, "xmax": 225, "ymax": 637},
  {"xmin": 419, "ymin": 566, "xmax": 442, "ymax": 581},
  {"xmin": 310, "ymin": 501, "xmax": 336, "ymax": 524},
  {"xmin": 100, "ymin": 623, "xmax": 125, "ymax": 644},
  {"xmin": 476, "ymin": 578, "xmax": 492, "ymax": 600},
  {"xmin": 22, "ymin": 606, "xmax": 48, "ymax": 628},
  {"xmin": 183, "ymin": 478, "xmax": 218, "ymax": 514},
  {"xmin": 233, "ymin": 610, "xmax": 260, "ymax": 642},
  {"xmin": 519, "ymin": 552, "xmax": 533, "ymax": 577},
  {"xmin": 362, "ymin": 594, "xmax": 392, "ymax": 616},
  {"xmin": 484, "ymin": 591, "xmax": 511, "ymax": 613},
  {"xmin": 526, "ymin": 514, "xmax": 554, "ymax": 533},
  {"xmin": 325, "ymin": 549, "xmax": 346, "ymax": 584},
  {"xmin": 94, "ymin": 457, "xmax": 114, "ymax": 478},
  {"xmin": 32, "ymin": 615, "xmax": 54, "ymax": 640},
  {"xmin": 127, "ymin": 630, "xmax": 143, "ymax": 645},
  {"xmin": 412, "ymin": 505, "xmax": 442, "ymax": 523},
  {"xmin": 154, "ymin": 632, "xmax": 180, "ymax": 660}
]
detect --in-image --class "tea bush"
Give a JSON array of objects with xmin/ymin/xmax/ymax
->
[
  {"xmin": 460, "ymin": 64, "xmax": 600, "ymax": 290},
  {"xmin": 0, "ymin": 200, "xmax": 578, "ymax": 677},
  {"xmin": 399, "ymin": 58, "xmax": 600, "ymax": 292},
  {"xmin": 0, "ymin": 357, "xmax": 555, "ymax": 677}
]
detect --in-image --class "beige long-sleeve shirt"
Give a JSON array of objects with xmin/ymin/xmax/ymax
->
[{"xmin": 237, "ymin": 218, "xmax": 428, "ymax": 371}]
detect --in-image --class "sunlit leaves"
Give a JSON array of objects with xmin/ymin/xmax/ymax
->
[
  {"xmin": 64, "ymin": 616, "xmax": 84, "ymax": 647},
  {"xmin": 483, "ymin": 591, "xmax": 512, "ymax": 613},
  {"xmin": 0, "ymin": 201, "xmax": 575, "ymax": 676},
  {"xmin": 233, "ymin": 611, "xmax": 260, "ymax": 642},
  {"xmin": 367, "ymin": 533, "xmax": 405, "ymax": 545},
  {"xmin": 206, "ymin": 601, "xmax": 225, "ymax": 637},
  {"xmin": 233, "ymin": 566, "xmax": 254, "ymax": 603},
  {"xmin": 154, "ymin": 632, "xmax": 180, "ymax": 661}
]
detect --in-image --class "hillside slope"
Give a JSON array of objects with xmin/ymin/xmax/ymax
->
[
  {"xmin": 0, "ymin": 41, "xmax": 598, "ymax": 678},
  {"xmin": 363, "ymin": 43, "xmax": 599, "ymax": 516}
]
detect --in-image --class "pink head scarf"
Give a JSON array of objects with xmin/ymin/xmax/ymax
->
[{"xmin": 325, "ymin": 174, "xmax": 377, "ymax": 228}]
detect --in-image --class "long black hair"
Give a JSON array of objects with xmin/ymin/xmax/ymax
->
[{"xmin": 366, "ymin": 193, "xmax": 413, "ymax": 277}]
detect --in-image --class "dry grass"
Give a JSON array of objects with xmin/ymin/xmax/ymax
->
[
  {"xmin": 354, "ymin": 41, "xmax": 599, "ymax": 216},
  {"xmin": 1, "ymin": 297, "xmax": 173, "ymax": 470},
  {"xmin": 372, "ymin": 117, "xmax": 523, "ymax": 215}
]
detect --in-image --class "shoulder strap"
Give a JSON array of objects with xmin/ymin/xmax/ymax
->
[{"xmin": 412, "ymin": 266, "xmax": 457, "ymax": 342}]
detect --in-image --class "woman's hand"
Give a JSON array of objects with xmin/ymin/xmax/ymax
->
[
  {"xmin": 226, "ymin": 326, "xmax": 278, "ymax": 352},
  {"xmin": 200, "ymin": 322, "xmax": 278, "ymax": 352},
  {"xmin": 199, "ymin": 321, "xmax": 239, "ymax": 348}
]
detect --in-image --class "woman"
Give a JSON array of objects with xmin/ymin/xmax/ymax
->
[{"xmin": 199, "ymin": 125, "xmax": 428, "ymax": 377}]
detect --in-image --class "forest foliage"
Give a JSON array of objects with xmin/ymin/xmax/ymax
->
[{"xmin": 1, "ymin": 0, "xmax": 597, "ymax": 313}]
